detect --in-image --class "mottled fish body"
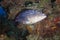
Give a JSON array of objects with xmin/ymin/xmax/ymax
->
[{"xmin": 15, "ymin": 9, "xmax": 46, "ymax": 24}]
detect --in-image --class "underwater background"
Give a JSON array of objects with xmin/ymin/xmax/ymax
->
[{"xmin": 0, "ymin": 0, "xmax": 60, "ymax": 40}]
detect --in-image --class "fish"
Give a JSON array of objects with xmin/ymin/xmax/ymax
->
[
  {"xmin": 0, "ymin": 6, "xmax": 7, "ymax": 18},
  {"xmin": 15, "ymin": 9, "xmax": 47, "ymax": 24}
]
